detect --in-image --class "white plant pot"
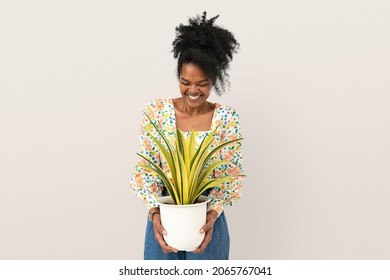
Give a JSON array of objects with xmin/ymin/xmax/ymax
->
[{"xmin": 157, "ymin": 195, "xmax": 210, "ymax": 251}]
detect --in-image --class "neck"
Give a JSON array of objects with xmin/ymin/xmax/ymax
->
[{"xmin": 179, "ymin": 98, "xmax": 211, "ymax": 116}]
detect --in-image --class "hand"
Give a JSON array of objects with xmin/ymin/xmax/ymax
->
[
  {"xmin": 150, "ymin": 208, "xmax": 178, "ymax": 254},
  {"xmin": 192, "ymin": 210, "xmax": 218, "ymax": 254}
]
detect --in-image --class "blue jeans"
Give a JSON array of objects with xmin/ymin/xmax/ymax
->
[
  {"xmin": 144, "ymin": 211, "xmax": 230, "ymax": 260},
  {"xmin": 144, "ymin": 191, "xmax": 230, "ymax": 260}
]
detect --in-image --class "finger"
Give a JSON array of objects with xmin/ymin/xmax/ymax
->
[
  {"xmin": 161, "ymin": 243, "xmax": 179, "ymax": 254},
  {"xmin": 199, "ymin": 210, "xmax": 218, "ymax": 233},
  {"xmin": 192, "ymin": 230, "xmax": 213, "ymax": 254},
  {"xmin": 159, "ymin": 239, "xmax": 178, "ymax": 254},
  {"xmin": 152, "ymin": 216, "xmax": 168, "ymax": 235},
  {"xmin": 155, "ymin": 223, "xmax": 167, "ymax": 235},
  {"xmin": 200, "ymin": 218, "xmax": 215, "ymax": 233},
  {"xmin": 152, "ymin": 217, "xmax": 177, "ymax": 253},
  {"xmin": 192, "ymin": 240, "xmax": 208, "ymax": 254},
  {"xmin": 192, "ymin": 246, "xmax": 204, "ymax": 254},
  {"xmin": 153, "ymin": 227, "xmax": 178, "ymax": 253},
  {"xmin": 154, "ymin": 222, "xmax": 178, "ymax": 253}
]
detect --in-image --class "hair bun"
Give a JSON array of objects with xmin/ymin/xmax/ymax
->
[{"xmin": 172, "ymin": 11, "xmax": 240, "ymax": 95}]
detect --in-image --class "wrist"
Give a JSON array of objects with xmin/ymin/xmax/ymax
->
[
  {"xmin": 207, "ymin": 209, "xmax": 218, "ymax": 221},
  {"xmin": 149, "ymin": 207, "xmax": 160, "ymax": 221}
]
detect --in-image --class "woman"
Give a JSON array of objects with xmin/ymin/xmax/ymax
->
[{"xmin": 130, "ymin": 11, "xmax": 243, "ymax": 260}]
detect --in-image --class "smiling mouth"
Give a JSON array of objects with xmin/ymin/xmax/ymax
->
[{"xmin": 187, "ymin": 94, "xmax": 202, "ymax": 100}]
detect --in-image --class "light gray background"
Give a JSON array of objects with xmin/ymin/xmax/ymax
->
[{"xmin": 1, "ymin": 0, "xmax": 389, "ymax": 259}]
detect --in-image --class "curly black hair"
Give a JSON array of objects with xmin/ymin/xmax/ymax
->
[{"xmin": 172, "ymin": 11, "xmax": 240, "ymax": 96}]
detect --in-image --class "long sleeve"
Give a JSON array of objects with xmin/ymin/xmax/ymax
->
[
  {"xmin": 209, "ymin": 108, "xmax": 244, "ymax": 216},
  {"xmin": 130, "ymin": 100, "xmax": 164, "ymax": 211}
]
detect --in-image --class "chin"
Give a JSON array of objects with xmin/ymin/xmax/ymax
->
[{"xmin": 185, "ymin": 97, "xmax": 206, "ymax": 107}]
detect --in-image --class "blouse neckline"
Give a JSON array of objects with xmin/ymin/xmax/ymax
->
[{"xmin": 168, "ymin": 98, "xmax": 220, "ymax": 133}]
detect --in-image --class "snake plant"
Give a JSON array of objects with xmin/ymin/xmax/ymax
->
[{"xmin": 137, "ymin": 112, "xmax": 244, "ymax": 205}]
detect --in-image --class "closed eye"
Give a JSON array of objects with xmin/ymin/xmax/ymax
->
[
  {"xmin": 181, "ymin": 82, "xmax": 209, "ymax": 87},
  {"xmin": 180, "ymin": 78, "xmax": 210, "ymax": 87}
]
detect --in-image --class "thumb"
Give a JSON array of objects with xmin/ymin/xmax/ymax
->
[
  {"xmin": 200, "ymin": 211, "xmax": 218, "ymax": 233},
  {"xmin": 153, "ymin": 216, "xmax": 167, "ymax": 235},
  {"xmin": 200, "ymin": 219, "xmax": 214, "ymax": 233}
]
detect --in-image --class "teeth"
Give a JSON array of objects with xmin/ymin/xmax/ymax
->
[{"xmin": 188, "ymin": 94, "xmax": 201, "ymax": 100}]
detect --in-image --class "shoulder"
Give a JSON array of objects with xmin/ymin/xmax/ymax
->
[
  {"xmin": 143, "ymin": 98, "xmax": 173, "ymax": 115},
  {"xmin": 215, "ymin": 103, "xmax": 241, "ymax": 123},
  {"xmin": 215, "ymin": 104, "xmax": 241, "ymax": 138}
]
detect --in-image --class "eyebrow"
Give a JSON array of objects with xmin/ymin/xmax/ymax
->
[{"xmin": 180, "ymin": 78, "xmax": 209, "ymax": 83}]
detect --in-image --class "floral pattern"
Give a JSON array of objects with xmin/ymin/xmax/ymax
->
[{"xmin": 130, "ymin": 98, "xmax": 244, "ymax": 216}]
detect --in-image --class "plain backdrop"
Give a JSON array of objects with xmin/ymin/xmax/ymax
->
[{"xmin": 1, "ymin": 0, "xmax": 389, "ymax": 259}]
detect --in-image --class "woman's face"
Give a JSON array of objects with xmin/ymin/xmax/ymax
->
[{"xmin": 179, "ymin": 63, "xmax": 212, "ymax": 109}]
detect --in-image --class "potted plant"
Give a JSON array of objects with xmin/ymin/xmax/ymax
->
[{"xmin": 137, "ymin": 113, "xmax": 243, "ymax": 251}]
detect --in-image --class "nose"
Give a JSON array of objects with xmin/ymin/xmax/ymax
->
[{"xmin": 188, "ymin": 84, "xmax": 199, "ymax": 94}]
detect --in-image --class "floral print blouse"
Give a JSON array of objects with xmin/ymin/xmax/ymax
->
[{"xmin": 130, "ymin": 98, "xmax": 244, "ymax": 216}]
